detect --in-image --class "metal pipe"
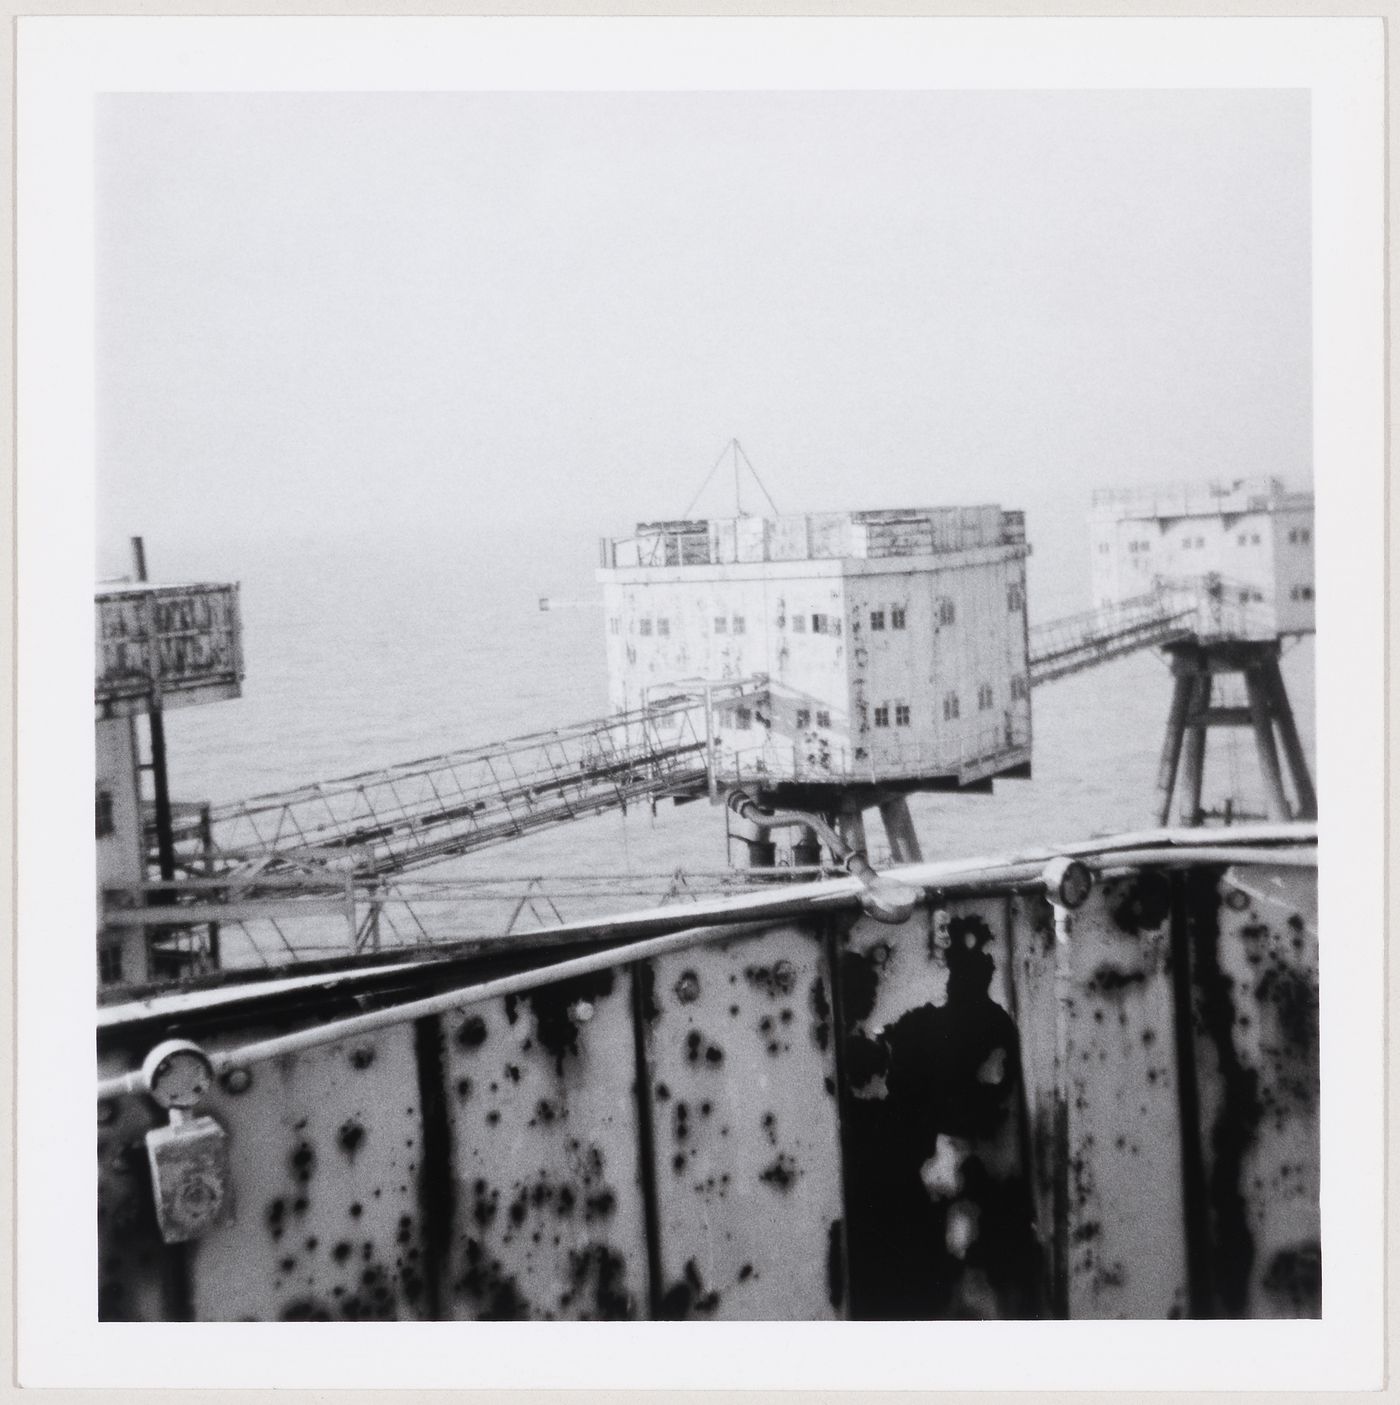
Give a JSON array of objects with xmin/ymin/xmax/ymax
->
[
  {"xmin": 97, "ymin": 916, "xmax": 776, "ymax": 1101},
  {"xmin": 727, "ymin": 789, "xmax": 918, "ymax": 923}
]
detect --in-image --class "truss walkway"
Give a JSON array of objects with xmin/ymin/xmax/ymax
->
[
  {"xmin": 193, "ymin": 682, "xmax": 760, "ymax": 880},
  {"xmin": 1028, "ymin": 592, "xmax": 1196, "ymax": 687}
]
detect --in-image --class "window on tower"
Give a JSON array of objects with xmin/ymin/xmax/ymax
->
[
  {"xmin": 894, "ymin": 703, "xmax": 911, "ymax": 726},
  {"xmin": 891, "ymin": 607, "xmax": 906, "ymax": 630},
  {"xmin": 870, "ymin": 610, "xmax": 886, "ymax": 631},
  {"xmin": 873, "ymin": 705, "xmax": 890, "ymax": 728}
]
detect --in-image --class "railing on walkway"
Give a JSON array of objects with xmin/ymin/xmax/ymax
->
[{"xmin": 181, "ymin": 681, "xmax": 764, "ymax": 881}]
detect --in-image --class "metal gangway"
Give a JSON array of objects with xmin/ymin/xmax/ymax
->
[
  {"xmin": 184, "ymin": 682, "xmax": 762, "ymax": 881},
  {"xmin": 1027, "ymin": 590, "xmax": 1196, "ymax": 686}
]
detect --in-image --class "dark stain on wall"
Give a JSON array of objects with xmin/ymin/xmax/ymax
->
[{"xmin": 839, "ymin": 915, "xmax": 1041, "ymax": 1319}]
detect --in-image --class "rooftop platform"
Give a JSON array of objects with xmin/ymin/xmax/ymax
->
[{"xmin": 601, "ymin": 506, "xmax": 1025, "ymax": 570}]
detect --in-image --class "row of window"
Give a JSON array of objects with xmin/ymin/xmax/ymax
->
[
  {"xmin": 1290, "ymin": 584, "xmax": 1315, "ymax": 602},
  {"xmin": 1235, "ymin": 532, "xmax": 1263, "ymax": 547},
  {"xmin": 1288, "ymin": 528, "xmax": 1312, "ymax": 545},
  {"xmin": 726, "ymin": 681, "xmax": 1028, "ymax": 734},
  {"xmin": 612, "ymin": 615, "xmax": 747, "ymax": 637},
  {"xmin": 615, "ymin": 595, "xmax": 1007, "ymax": 639}
]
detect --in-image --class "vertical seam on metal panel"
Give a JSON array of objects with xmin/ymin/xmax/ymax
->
[
  {"xmin": 1169, "ymin": 871, "xmax": 1215, "ymax": 1318},
  {"xmin": 627, "ymin": 960, "xmax": 664, "ymax": 1319},
  {"xmin": 1003, "ymin": 889, "xmax": 1051, "ymax": 1317},
  {"xmin": 163, "ymin": 1241, "xmax": 195, "ymax": 1322},
  {"xmin": 822, "ymin": 917, "xmax": 854, "ymax": 1319},
  {"xmin": 412, "ymin": 1014, "xmax": 453, "ymax": 1320}
]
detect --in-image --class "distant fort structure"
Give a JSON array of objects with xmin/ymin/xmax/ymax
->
[
  {"xmin": 597, "ymin": 504, "xmax": 1033, "ymax": 863},
  {"xmin": 1088, "ymin": 477, "xmax": 1315, "ymax": 825}
]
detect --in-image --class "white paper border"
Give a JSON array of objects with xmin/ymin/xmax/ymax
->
[{"xmin": 15, "ymin": 15, "xmax": 1386, "ymax": 1391}]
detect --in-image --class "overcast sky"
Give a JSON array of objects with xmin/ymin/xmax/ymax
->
[{"xmin": 96, "ymin": 90, "xmax": 1309, "ymax": 563}]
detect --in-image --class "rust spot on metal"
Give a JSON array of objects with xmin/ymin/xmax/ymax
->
[
  {"xmin": 456, "ymin": 1016, "xmax": 488, "ymax": 1049},
  {"xmin": 1086, "ymin": 965, "xmax": 1148, "ymax": 996},
  {"xmin": 1261, "ymin": 1243, "xmax": 1321, "ymax": 1314},
  {"xmin": 290, "ymin": 1140, "xmax": 316, "ymax": 1184},
  {"xmin": 743, "ymin": 960, "xmax": 797, "ymax": 998},
  {"xmin": 454, "ymin": 1237, "xmax": 530, "ymax": 1319},
  {"xmin": 1108, "ymin": 871, "xmax": 1172, "ymax": 934},
  {"xmin": 337, "ymin": 1120, "xmax": 366, "ymax": 1159},
  {"xmin": 219, "ymin": 1067, "xmax": 252, "ymax": 1095},
  {"xmin": 759, "ymin": 1154, "xmax": 799, "ymax": 1189},
  {"xmin": 674, "ymin": 970, "xmax": 701, "ymax": 1004},
  {"xmin": 809, "ymin": 976, "xmax": 832, "ymax": 1050},
  {"xmin": 526, "ymin": 969, "xmax": 615, "ymax": 1073}
]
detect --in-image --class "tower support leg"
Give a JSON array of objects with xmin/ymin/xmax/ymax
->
[
  {"xmin": 877, "ymin": 795, "xmax": 924, "ymax": 864},
  {"xmin": 1261, "ymin": 656, "xmax": 1317, "ymax": 820},
  {"xmin": 1179, "ymin": 672, "xmax": 1212, "ymax": 827},
  {"xmin": 1243, "ymin": 665, "xmax": 1292, "ymax": 823},
  {"xmin": 1156, "ymin": 666, "xmax": 1196, "ymax": 827},
  {"xmin": 836, "ymin": 807, "xmax": 868, "ymax": 855}
]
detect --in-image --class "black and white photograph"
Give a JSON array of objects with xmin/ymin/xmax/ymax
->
[{"xmin": 13, "ymin": 14, "xmax": 1387, "ymax": 1394}]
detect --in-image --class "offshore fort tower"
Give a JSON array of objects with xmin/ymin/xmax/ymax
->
[
  {"xmin": 1089, "ymin": 477, "xmax": 1316, "ymax": 826},
  {"xmin": 597, "ymin": 505, "xmax": 1032, "ymax": 865}
]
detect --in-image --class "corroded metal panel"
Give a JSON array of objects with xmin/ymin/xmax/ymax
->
[
  {"xmin": 642, "ymin": 925, "xmax": 845, "ymax": 1319},
  {"xmin": 186, "ymin": 1024, "xmax": 431, "ymax": 1320},
  {"xmin": 97, "ymin": 1083, "xmax": 178, "ymax": 1320},
  {"xmin": 838, "ymin": 898, "xmax": 1039, "ymax": 1319},
  {"xmin": 1062, "ymin": 871, "xmax": 1189, "ymax": 1319},
  {"xmin": 1188, "ymin": 864, "xmax": 1320, "ymax": 1317},
  {"xmin": 438, "ymin": 969, "xmax": 650, "ymax": 1320}
]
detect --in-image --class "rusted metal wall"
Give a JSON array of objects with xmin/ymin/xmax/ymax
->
[{"xmin": 97, "ymin": 859, "xmax": 1319, "ymax": 1321}]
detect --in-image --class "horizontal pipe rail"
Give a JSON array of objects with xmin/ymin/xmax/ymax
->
[
  {"xmin": 97, "ymin": 916, "xmax": 776, "ymax": 1100},
  {"xmin": 99, "ymin": 837, "xmax": 1315, "ymax": 1099}
]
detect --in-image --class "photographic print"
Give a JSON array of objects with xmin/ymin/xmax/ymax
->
[{"xmin": 14, "ymin": 15, "xmax": 1386, "ymax": 1393}]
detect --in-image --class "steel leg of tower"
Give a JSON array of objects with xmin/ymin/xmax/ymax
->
[
  {"xmin": 1155, "ymin": 668, "xmax": 1196, "ymax": 828},
  {"xmin": 1244, "ymin": 665, "xmax": 1292, "ymax": 823},
  {"xmin": 1179, "ymin": 672, "xmax": 1211, "ymax": 827},
  {"xmin": 836, "ymin": 808, "xmax": 868, "ymax": 855},
  {"xmin": 877, "ymin": 796, "xmax": 924, "ymax": 864},
  {"xmin": 1261, "ymin": 655, "xmax": 1317, "ymax": 820}
]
